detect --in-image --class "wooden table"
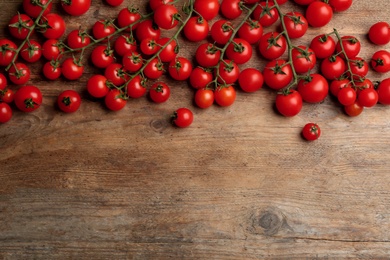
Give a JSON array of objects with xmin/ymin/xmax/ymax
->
[{"xmin": 1, "ymin": 0, "xmax": 390, "ymax": 258}]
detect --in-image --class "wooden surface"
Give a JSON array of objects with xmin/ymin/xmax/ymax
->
[{"xmin": 1, "ymin": 0, "xmax": 390, "ymax": 259}]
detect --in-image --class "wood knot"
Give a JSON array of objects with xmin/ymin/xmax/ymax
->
[
  {"xmin": 150, "ymin": 119, "xmax": 168, "ymax": 133},
  {"xmin": 259, "ymin": 212, "xmax": 282, "ymax": 235},
  {"xmin": 248, "ymin": 207, "xmax": 290, "ymax": 236}
]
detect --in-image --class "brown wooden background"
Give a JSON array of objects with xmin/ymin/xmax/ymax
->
[{"xmin": 1, "ymin": 0, "xmax": 390, "ymax": 259}]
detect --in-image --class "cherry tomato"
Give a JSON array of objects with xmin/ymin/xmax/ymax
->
[
  {"xmin": 357, "ymin": 88, "xmax": 378, "ymax": 108},
  {"xmin": 0, "ymin": 39, "xmax": 17, "ymax": 66},
  {"xmin": 216, "ymin": 60, "xmax": 240, "ymax": 85},
  {"xmin": 376, "ymin": 78, "xmax": 390, "ymax": 105},
  {"xmin": 306, "ymin": 1, "xmax": 333, "ymax": 28},
  {"xmin": 40, "ymin": 13, "xmax": 66, "ymax": 39},
  {"xmin": 263, "ymin": 59, "xmax": 293, "ymax": 90},
  {"xmin": 154, "ymin": 4, "xmax": 179, "ymax": 30},
  {"xmin": 122, "ymin": 50, "xmax": 143, "ymax": 73},
  {"xmin": 149, "ymin": 0, "xmax": 174, "ymax": 11},
  {"xmin": 135, "ymin": 19, "xmax": 161, "ymax": 42},
  {"xmin": 291, "ymin": 45, "xmax": 317, "ymax": 74},
  {"xmin": 104, "ymin": 63, "xmax": 128, "ymax": 86},
  {"xmin": 61, "ymin": 0, "xmax": 90, "ymax": 16},
  {"xmin": 275, "ymin": 89, "xmax": 303, "ymax": 117},
  {"xmin": 238, "ymin": 68, "xmax": 263, "ymax": 93},
  {"xmin": 23, "ymin": 0, "xmax": 52, "ymax": 18},
  {"xmin": 105, "ymin": 89, "xmax": 127, "ymax": 111},
  {"xmin": 183, "ymin": 16, "xmax": 209, "ymax": 42},
  {"xmin": 336, "ymin": 35, "xmax": 360, "ymax": 59},
  {"xmin": 144, "ymin": 58, "xmax": 164, "ymax": 79},
  {"xmin": 9, "ymin": 13, "xmax": 33, "ymax": 40},
  {"xmin": 329, "ymin": 78, "xmax": 350, "ymax": 96},
  {"xmin": 252, "ymin": 1, "xmax": 279, "ymax": 27},
  {"xmin": 140, "ymin": 38, "xmax": 159, "ymax": 56},
  {"xmin": 57, "ymin": 90, "xmax": 81, "ymax": 113},
  {"xmin": 43, "ymin": 60, "xmax": 61, "ymax": 80},
  {"xmin": 297, "ymin": 74, "xmax": 329, "ymax": 103},
  {"xmin": 62, "ymin": 58, "xmax": 84, "ymax": 81},
  {"xmin": 283, "ymin": 11, "xmax": 308, "ymax": 39},
  {"xmin": 172, "ymin": 108, "xmax": 193, "ymax": 128},
  {"xmin": 105, "ymin": 0, "xmax": 123, "ymax": 7},
  {"xmin": 149, "ymin": 82, "xmax": 170, "ymax": 103},
  {"xmin": 194, "ymin": 0, "xmax": 219, "ymax": 20},
  {"xmin": 210, "ymin": 19, "xmax": 233, "ymax": 45},
  {"xmin": 0, "ymin": 74, "xmax": 7, "ymax": 90},
  {"xmin": 368, "ymin": 22, "xmax": 390, "ymax": 45},
  {"xmin": 293, "ymin": 0, "xmax": 315, "ymax": 5},
  {"xmin": 320, "ymin": 55, "xmax": 346, "ymax": 80},
  {"xmin": 42, "ymin": 39, "xmax": 63, "ymax": 60},
  {"xmin": 195, "ymin": 88, "xmax": 214, "ymax": 109},
  {"xmin": 344, "ymin": 101, "xmax": 363, "ymax": 117},
  {"xmin": 355, "ymin": 78, "xmax": 374, "ymax": 96},
  {"xmin": 14, "ymin": 85, "xmax": 42, "ymax": 112},
  {"xmin": 157, "ymin": 37, "xmax": 177, "ymax": 63},
  {"xmin": 9, "ymin": 63, "xmax": 31, "ymax": 85},
  {"xmin": 258, "ymin": 32, "xmax": 287, "ymax": 60},
  {"xmin": 302, "ymin": 123, "xmax": 321, "ymax": 141},
  {"xmin": 114, "ymin": 34, "xmax": 137, "ymax": 56},
  {"xmin": 168, "ymin": 57, "xmax": 192, "ymax": 81},
  {"xmin": 237, "ymin": 19, "xmax": 263, "ymax": 45},
  {"xmin": 0, "ymin": 103, "xmax": 12, "ymax": 123},
  {"xmin": 348, "ymin": 57, "xmax": 368, "ymax": 80},
  {"xmin": 225, "ymin": 38, "xmax": 252, "ymax": 65},
  {"xmin": 67, "ymin": 29, "xmax": 91, "ymax": 50},
  {"xmin": 195, "ymin": 43, "xmax": 221, "ymax": 67},
  {"xmin": 20, "ymin": 40, "xmax": 42, "ymax": 63},
  {"xmin": 310, "ymin": 34, "xmax": 336, "ymax": 59},
  {"xmin": 91, "ymin": 45, "xmax": 114, "ymax": 69},
  {"xmin": 117, "ymin": 7, "xmax": 141, "ymax": 31},
  {"xmin": 86, "ymin": 74, "xmax": 110, "ymax": 98},
  {"xmin": 371, "ymin": 50, "xmax": 390, "ymax": 73},
  {"xmin": 337, "ymin": 87, "xmax": 356, "ymax": 106},
  {"xmin": 220, "ymin": 0, "xmax": 242, "ymax": 20},
  {"xmin": 189, "ymin": 67, "xmax": 213, "ymax": 89},
  {"xmin": 214, "ymin": 85, "xmax": 236, "ymax": 107},
  {"xmin": 328, "ymin": 0, "xmax": 352, "ymax": 12},
  {"xmin": 126, "ymin": 75, "xmax": 146, "ymax": 99},
  {"xmin": 92, "ymin": 20, "xmax": 116, "ymax": 40}
]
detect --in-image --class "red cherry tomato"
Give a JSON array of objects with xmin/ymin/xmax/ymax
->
[
  {"xmin": 302, "ymin": 123, "xmax": 321, "ymax": 141},
  {"xmin": 194, "ymin": 89, "xmax": 214, "ymax": 109},
  {"xmin": 149, "ymin": 82, "xmax": 170, "ymax": 103},
  {"xmin": 87, "ymin": 74, "xmax": 110, "ymax": 98},
  {"xmin": 168, "ymin": 57, "xmax": 192, "ymax": 81},
  {"xmin": 0, "ymin": 103, "xmax": 12, "ymax": 123},
  {"xmin": 306, "ymin": 1, "xmax": 333, "ymax": 28},
  {"xmin": 23, "ymin": 0, "xmax": 52, "ymax": 18},
  {"xmin": 368, "ymin": 22, "xmax": 390, "ymax": 45},
  {"xmin": 183, "ymin": 16, "xmax": 209, "ymax": 42},
  {"xmin": 275, "ymin": 89, "xmax": 303, "ymax": 117},
  {"xmin": 172, "ymin": 108, "xmax": 193, "ymax": 128},
  {"xmin": 194, "ymin": 0, "xmax": 219, "ymax": 20},
  {"xmin": 310, "ymin": 34, "xmax": 336, "ymax": 59},
  {"xmin": 57, "ymin": 90, "xmax": 81, "ymax": 113},
  {"xmin": 9, "ymin": 63, "xmax": 31, "ymax": 85},
  {"xmin": 0, "ymin": 39, "xmax": 17, "ymax": 66},
  {"xmin": 238, "ymin": 68, "xmax": 263, "ymax": 93},
  {"xmin": 297, "ymin": 74, "xmax": 329, "ymax": 103},
  {"xmin": 62, "ymin": 58, "xmax": 84, "ymax": 81},
  {"xmin": 61, "ymin": 0, "xmax": 90, "ymax": 16},
  {"xmin": 40, "ymin": 13, "xmax": 66, "ymax": 39},
  {"xmin": 154, "ymin": 4, "xmax": 179, "ymax": 30},
  {"xmin": 14, "ymin": 85, "xmax": 42, "ymax": 112},
  {"xmin": 105, "ymin": 89, "xmax": 127, "ymax": 111},
  {"xmin": 263, "ymin": 59, "xmax": 293, "ymax": 90}
]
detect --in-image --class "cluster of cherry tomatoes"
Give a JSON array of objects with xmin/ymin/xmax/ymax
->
[{"xmin": 1, "ymin": 0, "xmax": 388, "ymax": 139}]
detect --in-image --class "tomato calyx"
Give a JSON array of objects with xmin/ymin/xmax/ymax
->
[
  {"xmin": 24, "ymin": 97, "xmax": 38, "ymax": 109},
  {"xmin": 61, "ymin": 96, "xmax": 72, "ymax": 106},
  {"xmin": 285, "ymin": 12, "xmax": 305, "ymax": 26},
  {"xmin": 268, "ymin": 62, "xmax": 287, "ymax": 75},
  {"xmin": 259, "ymin": 2, "xmax": 276, "ymax": 18},
  {"xmin": 233, "ymin": 42, "xmax": 246, "ymax": 53},
  {"xmin": 294, "ymin": 46, "xmax": 314, "ymax": 61},
  {"xmin": 267, "ymin": 33, "xmax": 283, "ymax": 49},
  {"xmin": 9, "ymin": 13, "xmax": 33, "ymax": 31}
]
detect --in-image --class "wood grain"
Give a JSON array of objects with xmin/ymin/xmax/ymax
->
[{"xmin": 1, "ymin": 0, "xmax": 390, "ymax": 259}]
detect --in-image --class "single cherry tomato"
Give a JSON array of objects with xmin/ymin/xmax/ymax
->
[
  {"xmin": 291, "ymin": 45, "xmax": 317, "ymax": 74},
  {"xmin": 57, "ymin": 90, "xmax": 81, "ymax": 113},
  {"xmin": 105, "ymin": 0, "xmax": 123, "ymax": 7},
  {"xmin": 126, "ymin": 75, "xmax": 147, "ymax": 99},
  {"xmin": 238, "ymin": 68, "xmax": 263, "ymax": 93},
  {"xmin": 258, "ymin": 32, "xmax": 287, "ymax": 60},
  {"xmin": 91, "ymin": 45, "xmax": 114, "ymax": 69},
  {"xmin": 0, "ymin": 89, "xmax": 14, "ymax": 103},
  {"xmin": 62, "ymin": 58, "xmax": 84, "ymax": 81},
  {"xmin": 40, "ymin": 13, "xmax": 66, "ymax": 39},
  {"xmin": 329, "ymin": 0, "xmax": 352, "ymax": 12},
  {"xmin": 0, "ymin": 103, "xmax": 12, "ymax": 123},
  {"xmin": 92, "ymin": 20, "xmax": 116, "ymax": 40},
  {"xmin": 210, "ymin": 19, "xmax": 233, "ymax": 45},
  {"xmin": 195, "ymin": 43, "xmax": 221, "ymax": 68},
  {"xmin": 168, "ymin": 57, "xmax": 192, "ymax": 81},
  {"xmin": 237, "ymin": 19, "xmax": 263, "ymax": 45},
  {"xmin": 9, "ymin": 13, "xmax": 33, "ymax": 40},
  {"xmin": 310, "ymin": 34, "xmax": 336, "ymax": 59},
  {"xmin": 368, "ymin": 22, "xmax": 390, "ymax": 45},
  {"xmin": 263, "ymin": 59, "xmax": 293, "ymax": 90},
  {"xmin": 344, "ymin": 101, "xmax": 363, "ymax": 116},
  {"xmin": 149, "ymin": 0, "xmax": 174, "ymax": 11},
  {"xmin": 154, "ymin": 4, "xmax": 179, "ymax": 30},
  {"xmin": 117, "ymin": 7, "xmax": 141, "ymax": 31},
  {"xmin": 67, "ymin": 29, "xmax": 91, "ymax": 50},
  {"xmin": 347, "ymin": 57, "xmax": 368, "ymax": 80},
  {"xmin": 149, "ymin": 82, "xmax": 170, "ymax": 103},
  {"xmin": 337, "ymin": 87, "xmax": 356, "ymax": 106},
  {"xmin": 189, "ymin": 67, "xmax": 213, "ymax": 89},
  {"xmin": 376, "ymin": 78, "xmax": 390, "ymax": 105},
  {"xmin": 275, "ymin": 89, "xmax": 303, "ymax": 117},
  {"xmin": 61, "ymin": 0, "xmax": 91, "ymax": 16},
  {"xmin": 214, "ymin": 85, "xmax": 236, "ymax": 107},
  {"xmin": 320, "ymin": 55, "xmax": 346, "ymax": 80},
  {"xmin": 23, "ymin": 0, "xmax": 52, "ymax": 18},
  {"xmin": 104, "ymin": 63, "xmax": 128, "ymax": 86},
  {"xmin": 225, "ymin": 38, "xmax": 252, "ymax": 65},
  {"xmin": 297, "ymin": 74, "xmax": 329, "ymax": 103},
  {"xmin": 135, "ymin": 19, "xmax": 161, "ymax": 41},
  {"xmin": 183, "ymin": 16, "xmax": 209, "ymax": 42},
  {"xmin": 220, "ymin": 0, "xmax": 242, "ymax": 20},
  {"xmin": 194, "ymin": 0, "xmax": 219, "ymax": 20},
  {"xmin": 371, "ymin": 50, "xmax": 390, "ymax": 73},
  {"xmin": 194, "ymin": 88, "xmax": 214, "ymax": 109},
  {"xmin": 302, "ymin": 123, "xmax": 321, "ymax": 141},
  {"xmin": 172, "ymin": 108, "xmax": 193, "ymax": 128},
  {"xmin": 140, "ymin": 37, "xmax": 159, "ymax": 56},
  {"xmin": 20, "ymin": 40, "xmax": 42, "ymax": 63},
  {"xmin": 144, "ymin": 58, "xmax": 164, "ymax": 79},
  {"xmin": 105, "ymin": 89, "xmax": 127, "ymax": 111},
  {"xmin": 252, "ymin": 1, "xmax": 279, "ymax": 27},
  {"xmin": 9, "ymin": 63, "xmax": 31, "ymax": 85},
  {"xmin": 0, "ymin": 39, "xmax": 17, "ymax": 66},
  {"xmin": 336, "ymin": 35, "xmax": 360, "ymax": 59},
  {"xmin": 306, "ymin": 1, "xmax": 333, "ymax": 28},
  {"xmin": 122, "ymin": 50, "xmax": 143, "ymax": 73},
  {"xmin": 114, "ymin": 34, "xmax": 137, "ymax": 56},
  {"xmin": 216, "ymin": 60, "xmax": 240, "ymax": 85},
  {"xmin": 357, "ymin": 88, "xmax": 378, "ymax": 108},
  {"xmin": 42, "ymin": 39, "xmax": 63, "ymax": 60},
  {"xmin": 86, "ymin": 74, "xmax": 110, "ymax": 98},
  {"xmin": 283, "ymin": 11, "xmax": 308, "ymax": 39},
  {"xmin": 157, "ymin": 37, "xmax": 178, "ymax": 63},
  {"xmin": 329, "ymin": 78, "xmax": 350, "ymax": 96},
  {"xmin": 43, "ymin": 60, "xmax": 61, "ymax": 80},
  {"xmin": 0, "ymin": 74, "xmax": 7, "ymax": 90},
  {"xmin": 14, "ymin": 85, "xmax": 42, "ymax": 112}
]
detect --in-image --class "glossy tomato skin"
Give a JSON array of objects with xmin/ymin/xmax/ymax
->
[
  {"xmin": 20, "ymin": 40, "xmax": 42, "ymax": 63},
  {"xmin": 140, "ymin": 38, "xmax": 159, "ymax": 56},
  {"xmin": 348, "ymin": 57, "xmax": 368, "ymax": 80},
  {"xmin": 91, "ymin": 45, "xmax": 114, "ymax": 69},
  {"xmin": 194, "ymin": 0, "xmax": 219, "ymax": 20},
  {"xmin": 117, "ymin": 7, "xmax": 141, "ymax": 31},
  {"xmin": 344, "ymin": 101, "xmax": 363, "ymax": 116},
  {"xmin": 310, "ymin": 34, "xmax": 336, "ymax": 59},
  {"xmin": 329, "ymin": 78, "xmax": 350, "ymax": 96},
  {"xmin": 238, "ymin": 68, "xmax": 263, "ymax": 93},
  {"xmin": 195, "ymin": 89, "xmax": 214, "ymax": 109},
  {"xmin": 105, "ymin": 0, "xmax": 123, "ymax": 7},
  {"xmin": 214, "ymin": 85, "xmax": 236, "ymax": 107},
  {"xmin": 62, "ymin": 58, "xmax": 84, "ymax": 80},
  {"xmin": 57, "ymin": 90, "xmax": 81, "ymax": 113},
  {"xmin": 237, "ymin": 19, "xmax": 263, "ymax": 45},
  {"xmin": 154, "ymin": 4, "xmax": 179, "ymax": 30},
  {"xmin": 329, "ymin": 0, "xmax": 352, "ymax": 12},
  {"xmin": 23, "ymin": 0, "xmax": 52, "ymax": 18},
  {"xmin": 0, "ymin": 89, "xmax": 14, "ymax": 103},
  {"xmin": 172, "ymin": 108, "xmax": 193, "ymax": 128},
  {"xmin": 371, "ymin": 50, "xmax": 390, "ymax": 73},
  {"xmin": 306, "ymin": 1, "xmax": 333, "ymax": 28},
  {"xmin": 210, "ymin": 20, "xmax": 233, "ymax": 45},
  {"xmin": 168, "ymin": 57, "xmax": 192, "ymax": 81},
  {"xmin": 320, "ymin": 56, "xmax": 346, "ymax": 80},
  {"xmin": 105, "ymin": 89, "xmax": 127, "ymax": 111},
  {"xmin": 114, "ymin": 34, "xmax": 137, "ymax": 57},
  {"xmin": 357, "ymin": 88, "xmax": 378, "ymax": 108},
  {"xmin": 252, "ymin": 1, "xmax": 279, "ymax": 27},
  {"xmin": 149, "ymin": 0, "xmax": 174, "ymax": 11},
  {"xmin": 225, "ymin": 38, "xmax": 252, "ymax": 65},
  {"xmin": 42, "ymin": 39, "xmax": 63, "ymax": 60},
  {"xmin": 283, "ymin": 11, "xmax": 308, "ymax": 39},
  {"xmin": 275, "ymin": 89, "xmax": 303, "ymax": 117},
  {"xmin": 336, "ymin": 36, "xmax": 360, "ymax": 59},
  {"xmin": 183, "ymin": 17, "xmax": 209, "ymax": 42},
  {"xmin": 92, "ymin": 20, "xmax": 116, "ymax": 40},
  {"xmin": 297, "ymin": 74, "xmax": 329, "ymax": 103},
  {"xmin": 0, "ymin": 74, "xmax": 7, "ymax": 90},
  {"xmin": 144, "ymin": 58, "xmax": 164, "ymax": 79},
  {"xmin": 14, "ymin": 85, "xmax": 42, "ymax": 112},
  {"xmin": 0, "ymin": 39, "xmax": 17, "ymax": 66},
  {"xmin": 126, "ymin": 75, "xmax": 146, "ymax": 99},
  {"xmin": 195, "ymin": 43, "xmax": 221, "ymax": 68},
  {"xmin": 43, "ymin": 61, "xmax": 61, "ymax": 80},
  {"xmin": 376, "ymin": 78, "xmax": 390, "ymax": 105},
  {"xmin": 67, "ymin": 29, "xmax": 91, "ymax": 50},
  {"xmin": 61, "ymin": 0, "xmax": 90, "ymax": 16},
  {"xmin": 368, "ymin": 22, "xmax": 390, "ymax": 45},
  {"xmin": 41, "ymin": 13, "xmax": 66, "ymax": 39},
  {"xmin": 9, "ymin": 63, "xmax": 31, "ymax": 85},
  {"xmin": 189, "ymin": 67, "xmax": 213, "ymax": 89},
  {"xmin": 122, "ymin": 50, "xmax": 143, "ymax": 73},
  {"xmin": 9, "ymin": 14, "xmax": 34, "ymax": 40},
  {"xmin": 263, "ymin": 59, "xmax": 293, "ymax": 90},
  {"xmin": 157, "ymin": 38, "xmax": 177, "ymax": 63},
  {"xmin": 0, "ymin": 103, "xmax": 12, "ymax": 123},
  {"xmin": 258, "ymin": 32, "xmax": 287, "ymax": 60},
  {"xmin": 337, "ymin": 87, "xmax": 356, "ymax": 106},
  {"xmin": 87, "ymin": 74, "xmax": 110, "ymax": 98},
  {"xmin": 216, "ymin": 60, "xmax": 240, "ymax": 85},
  {"xmin": 293, "ymin": 0, "xmax": 315, "ymax": 5},
  {"xmin": 302, "ymin": 123, "xmax": 321, "ymax": 141},
  {"xmin": 292, "ymin": 46, "xmax": 317, "ymax": 74},
  {"xmin": 149, "ymin": 82, "xmax": 170, "ymax": 103},
  {"xmin": 135, "ymin": 19, "xmax": 161, "ymax": 41},
  {"xmin": 220, "ymin": 0, "xmax": 242, "ymax": 20},
  {"xmin": 104, "ymin": 63, "xmax": 128, "ymax": 86}
]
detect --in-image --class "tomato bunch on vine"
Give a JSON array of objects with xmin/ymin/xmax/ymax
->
[{"xmin": 0, "ymin": 0, "xmax": 389, "ymax": 137}]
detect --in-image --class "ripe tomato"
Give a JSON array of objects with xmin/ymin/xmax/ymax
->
[
  {"xmin": 57, "ymin": 90, "xmax": 81, "ymax": 113},
  {"xmin": 310, "ymin": 34, "xmax": 336, "ymax": 59},
  {"xmin": 149, "ymin": 0, "xmax": 174, "ymax": 11},
  {"xmin": 189, "ymin": 67, "xmax": 213, "ymax": 89},
  {"xmin": 195, "ymin": 43, "xmax": 221, "ymax": 67},
  {"xmin": 122, "ymin": 50, "xmax": 143, "ymax": 73},
  {"xmin": 0, "ymin": 73, "xmax": 7, "ymax": 90},
  {"xmin": 357, "ymin": 88, "xmax": 378, "ymax": 108},
  {"xmin": 168, "ymin": 57, "xmax": 192, "ymax": 81},
  {"xmin": 154, "ymin": 4, "xmax": 179, "ymax": 30},
  {"xmin": 42, "ymin": 39, "xmax": 63, "ymax": 60},
  {"xmin": 302, "ymin": 123, "xmax": 321, "ymax": 141},
  {"xmin": 0, "ymin": 39, "xmax": 17, "ymax": 66},
  {"xmin": 336, "ymin": 36, "xmax": 360, "ymax": 59},
  {"xmin": 157, "ymin": 37, "xmax": 177, "ymax": 62},
  {"xmin": 195, "ymin": 89, "xmax": 214, "ymax": 108},
  {"xmin": 220, "ymin": 0, "xmax": 242, "ymax": 20},
  {"xmin": 214, "ymin": 86, "xmax": 236, "ymax": 107},
  {"xmin": 320, "ymin": 56, "xmax": 346, "ymax": 80},
  {"xmin": 225, "ymin": 38, "xmax": 252, "ymax": 65},
  {"xmin": 135, "ymin": 19, "xmax": 161, "ymax": 41},
  {"xmin": 258, "ymin": 32, "xmax": 287, "ymax": 60},
  {"xmin": 43, "ymin": 60, "xmax": 61, "ymax": 80},
  {"xmin": 92, "ymin": 20, "xmax": 116, "ymax": 40},
  {"xmin": 263, "ymin": 59, "xmax": 293, "ymax": 90},
  {"xmin": 194, "ymin": 0, "xmax": 219, "ymax": 20},
  {"xmin": 23, "ymin": 0, "xmax": 52, "ymax": 18},
  {"xmin": 210, "ymin": 19, "xmax": 233, "ymax": 45},
  {"xmin": 172, "ymin": 108, "xmax": 193, "ymax": 128},
  {"xmin": 117, "ymin": 7, "xmax": 141, "ymax": 30},
  {"xmin": 20, "ymin": 40, "xmax": 42, "ymax": 63},
  {"xmin": 344, "ymin": 101, "xmax": 363, "ymax": 117},
  {"xmin": 283, "ymin": 11, "xmax": 308, "ymax": 39},
  {"xmin": 238, "ymin": 68, "xmax": 263, "ymax": 93},
  {"xmin": 371, "ymin": 50, "xmax": 390, "ymax": 73},
  {"xmin": 0, "ymin": 103, "xmax": 12, "ymax": 123},
  {"xmin": 140, "ymin": 37, "xmax": 159, "ymax": 56},
  {"xmin": 368, "ymin": 22, "xmax": 390, "ymax": 45},
  {"xmin": 87, "ymin": 74, "xmax": 110, "ymax": 98},
  {"xmin": 126, "ymin": 75, "xmax": 146, "ymax": 98},
  {"xmin": 293, "ymin": 0, "xmax": 315, "ymax": 5},
  {"xmin": 183, "ymin": 17, "xmax": 209, "ymax": 42},
  {"xmin": 355, "ymin": 78, "xmax": 374, "ymax": 96},
  {"xmin": 62, "ymin": 58, "xmax": 84, "ymax": 80},
  {"xmin": 0, "ymin": 88, "xmax": 14, "ymax": 103},
  {"xmin": 104, "ymin": 63, "xmax": 128, "ymax": 86},
  {"xmin": 328, "ymin": 0, "xmax": 352, "ymax": 12},
  {"xmin": 105, "ymin": 89, "xmax": 127, "ymax": 111},
  {"xmin": 9, "ymin": 13, "xmax": 33, "ymax": 40},
  {"xmin": 305, "ymin": 1, "xmax": 333, "ymax": 27},
  {"xmin": 291, "ymin": 45, "xmax": 317, "ymax": 74},
  {"xmin": 61, "ymin": 0, "xmax": 90, "ymax": 16},
  {"xmin": 297, "ymin": 74, "xmax": 329, "ymax": 103},
  {"xmin": 337, "ymin": 87, "xmax": 356, "ymax": 106},
  {"xmin": 348, "ymin": 57, "xmax": 368, "ymax": 80},
  {"xmin": 216, "ymin": 60, "xmax": 239, "ymax": 85},
  {"xmin": 105, "ymin": 0, "xmax": 123, "ymax": 6},
  {"xmin": 144, "ymin": 58, "xmax": 164, "ymax": 79},
  {"xmin": 40, "ymin": 13, "xmax": 66, "ymax": 39},
  {"xmin": 114, "ymin": 34, "xmax": 137, "ymax": 57},
  {"xmin": 9, "ymin": 63, "xmax": 31, "ymax": 85},
  {"xmin": 67, "ymin": 29, "xmax": 91, "ymax": 50},
  {"xmin": 252, "ymin": 1, "xmax": 279, "ymax": 27},
  {"xmin": 91, "ymin": 45, "xmax": 114, "ymax": 69},
  {"xmin": 149, "ymin": 82, "xmax": 170, "ymax": 103},
  {"xmin": 237, "ymin": 19, "xmax": 263, "ymax": 45},
  {"xmin": 376, "ymin": 78, "xmax": 390, "ymax": 105},
  {"xmin": 14, "ymin": 85, "xmax": 42, "ymax": 112},
  {"xmin": 275, "ymin": 89, "xmax": 303, "ymax": 117},
  {"xmin": 329, "ymin": 78, "xmax": 350, "ymax": 96}
]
